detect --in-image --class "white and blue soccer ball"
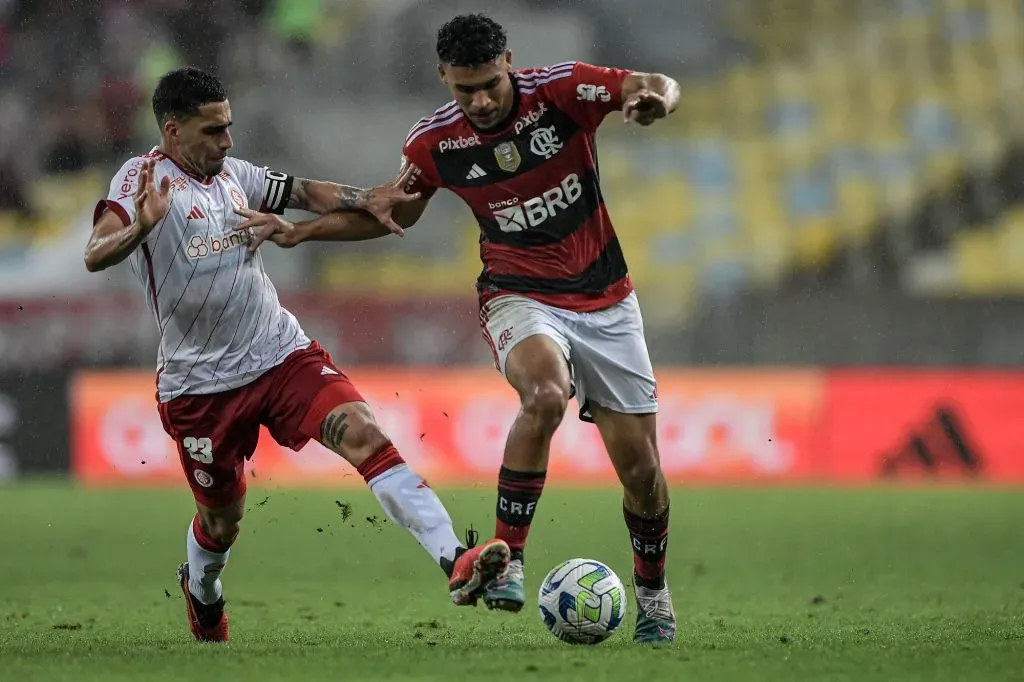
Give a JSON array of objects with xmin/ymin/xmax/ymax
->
[{"xmin": 537, "ymin": 558, "xmax": 627, "ymax": 645}]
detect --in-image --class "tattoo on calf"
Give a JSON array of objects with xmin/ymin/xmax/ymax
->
[{"xmin": 321, "ymin": 411, "xmax": 350, "ymax": 450}]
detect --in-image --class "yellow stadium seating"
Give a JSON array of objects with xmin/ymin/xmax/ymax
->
[
  {"xmin": 950, "ymin": 213, "xmax": 1024, "ymax": 294},
  {"xmin": 318, "ymin": 0, "xmax": 1024, "ymax": 298},
  {"xmin": 953, "ymin": 230, "xmax": 1003, "ymax": 294}
]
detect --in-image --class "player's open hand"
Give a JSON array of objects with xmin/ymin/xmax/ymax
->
[
  {"xmin": 134, "ymin": 158, "xmax": 171, "ymax": 234},
  {"xmin": 358, "ymin": 164, "xmax": 422, "ymax": 237},
  {"xmin": 623, "ymin": 89, "xmax": 668, "ymax": 126},
  {"xmin": 233, "ymin": 208, "xmax": 300, "ymax": 251}
]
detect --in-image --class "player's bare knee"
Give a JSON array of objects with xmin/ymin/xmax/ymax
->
[
  {"xmin": 521, "ymin": 382, "xmax": 569, "ymax": 434},
  {"xmin": 618, "ymin": 449, "xmax": 663, "ymax": 497},
  {"xmin": 320, "ymin": 402, "xmax": 390, "ymax": 462},
  {"xmin": 199, "ymin": 508, "xmax": 242, "ymax": 547},
  {"xmin": 345, "ymin": 419, "xmax": 391, "ymax": 460},
  {"xmin": 207, "ymin": 520, "xmax": 240, "ymax": 548}
]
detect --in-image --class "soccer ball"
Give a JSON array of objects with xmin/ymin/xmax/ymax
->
[{"xmin": 537, "ymin": 558, "xmax": 627, "ymax": 645}]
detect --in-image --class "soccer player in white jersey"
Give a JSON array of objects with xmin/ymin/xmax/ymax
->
[{"xmin": 84, "ymin": 67, "xmax": 510, "ymax": 643}]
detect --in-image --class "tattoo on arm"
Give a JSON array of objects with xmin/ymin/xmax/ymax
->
[
  {"xmin": 321, "ymin": 411, "xmax": 350, "ymax": 451},
  {"xmin": 332, "ymin": 185, "xmax": 365, "ymax": 212},
  {"xmin": 288, "ymin": 178, "xmax": 368, "ymax": 214},
  {"xmin": 288, "ymin": 178, "xmax": 313, "ymax": 211}
]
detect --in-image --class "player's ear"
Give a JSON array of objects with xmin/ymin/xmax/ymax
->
[
  {"xmin": 162, "ymin": 117, "xmax": 179, "ymax": 142},
  {"xmin": 437, "ymin": 63, "xmax": 447, "ymax": 83},
  {"xmin": 504, "ymin": 50, "xmax": 513, "ymax": 69}
]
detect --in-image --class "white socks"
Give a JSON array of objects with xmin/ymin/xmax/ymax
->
[
  {"xmin": 186, "ymin": 516, "xmax": 230, "ymax": 605},
  {"xmin": 367, "ymin": 463, "xmax": 463, "ymax": 565}
]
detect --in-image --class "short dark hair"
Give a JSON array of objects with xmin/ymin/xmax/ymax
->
[
  {"xmin": 436, "ymin": 14, "xmax": 507, "ymax": 67},
  {"xmin": 152, "ymin": 67, "xmax": 227, "ymax": 126}
]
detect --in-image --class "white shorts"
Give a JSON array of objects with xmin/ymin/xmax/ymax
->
[{"xmin": 479, "ymin": 292, "xmax": 658, "ymax": 422}]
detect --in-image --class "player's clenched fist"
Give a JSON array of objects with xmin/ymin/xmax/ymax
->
[
  {"xmin": 134, "ymin": 158, "xmax": 172, "ymax": 234},
  {"xmin": 622, "ymin": 89, "xmax": 668, "ymax": 126}
]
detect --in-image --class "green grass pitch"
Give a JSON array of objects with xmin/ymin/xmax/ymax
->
[{"xmin": 1, "ymin": 481, "xmax": 1022, "ymax": 681}]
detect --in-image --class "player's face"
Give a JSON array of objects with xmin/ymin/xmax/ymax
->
[
  {"xmin": 440, "ymin": 51, "xmax": 514, "ymax": 130},
  {"xmin": 172, "ymin": 101, "xmax": 234, "ymax": 177}
]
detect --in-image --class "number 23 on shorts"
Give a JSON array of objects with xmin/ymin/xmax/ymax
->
[{"xmin": 183, "ymin": 436, "xmax": 214, "ymax": 464}]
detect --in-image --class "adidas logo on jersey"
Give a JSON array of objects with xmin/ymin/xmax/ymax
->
[
  {"xmin": 187, "ymin": 205, "xmax": 207, "ymax": 220},
  {"xmin": 466, "ymin": 164, "xmax": 488, "ymax": 180},
  {"xmin": 320, "ymin": 366, "xmax": 338, "ymax": 376}
]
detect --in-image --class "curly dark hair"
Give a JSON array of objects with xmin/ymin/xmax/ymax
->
[
  {"xmin": 152, "ymin": 67, "xmax": 227, "ymax": 126},
  {"xmin": 436, "ymin": 14, "xmax": 508, "ymax": 67}
]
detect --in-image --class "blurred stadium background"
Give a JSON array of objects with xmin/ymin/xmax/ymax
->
[
  {"xmin": 2, "ymin": 0, "xmax": 1024, "ymax": 487},
  {"xmin": 5, "ymin": 3, "xmax": 1024, "ymax": 679}
]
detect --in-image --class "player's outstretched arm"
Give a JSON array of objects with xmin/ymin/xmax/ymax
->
[
  {"xmin": 282, "ymin": 164, "xmax": 421, "ymax": 229},
  {"xmin": 85, "ymin": 159, "xmax": 170, "ymax": 272},
  {"xmin": 620, "ymin": 72, "xmax": 680, "ymax": 126},
  {"xmin": 234, "ymin": 196, "xmax": 430, "ymax": 251},
  {"xmin": 285, "ymin": 177, "xmax": 418, "ymax": 218},
  {"xmin": 284, "ymin": 178, "xmax": 369, "ymax": 215},
  {"xmin": 234, "ymin": 163, "xmax": 430, "ymax": 250},
  {"xmin": 299, "ymin": 197, "xmax": 429, "ymax": 243}
]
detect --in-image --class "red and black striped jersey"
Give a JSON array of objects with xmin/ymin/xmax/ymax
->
[{"xmin": 401, "ymin": 61, "xmax": 633, "ymax": 313}]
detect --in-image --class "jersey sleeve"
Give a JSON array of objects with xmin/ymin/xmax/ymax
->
[
  {"xmin": 93, "ymin": 157, "xmax": 145, "ymax": 227},
  {"xmin": 544, "ymin": 61, "xmax": 632, "ymax": 132},
  {"xmin": 224, "ymin": 157, "xmax": 293, "ymax": 215},
  {"xmin": 400, "ymin": 127, "xmax": 444, "ymax": 199}
]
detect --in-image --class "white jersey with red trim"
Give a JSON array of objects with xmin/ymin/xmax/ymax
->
[{"xmin": 94, "ymin": 148, "xmax": 309, "ymax": 402}]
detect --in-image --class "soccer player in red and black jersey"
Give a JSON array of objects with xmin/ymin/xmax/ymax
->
[{"xmin": 239, "ymin": 14, "xmax": 680, "ymax": 644}]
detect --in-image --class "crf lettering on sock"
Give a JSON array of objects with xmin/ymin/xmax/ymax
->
[
  {"xmin": 624, "ymin": 505, "xmax": 669, "ymax": 590},
  {"xmin": 498, "ymin": 498, "xmax": 537, "ymax": 521},
  {"xmin": 495, "ymin": 466, "xmax": 547, "ymax": 561}
]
